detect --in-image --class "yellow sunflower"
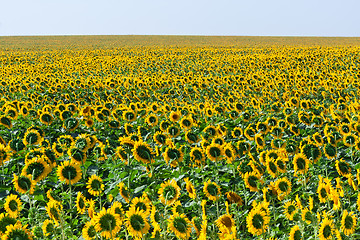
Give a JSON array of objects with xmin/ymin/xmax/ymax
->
[
  {"xmin": 12, "ymin": 173, "xmax": 35, "ymax": 195},
  {"xmin": 341, "ymin": 210, "xmax": 356, "ymax": 236},
  {"xmin": 117, "ymin": 182, "xmax": 130, "ymax": 203},
  {"xmin": 46, "ymin": 200, "xmax": 62, "ymax": 225},
  {"xmin": 82, "ymin": 219, "xmax": 97, "ymax": 240},
  {"xmin": 2, "ymin": 222, "xmax": 33, "ymax": 240},
  {"xmin": 289, "ymin": 225, "xmax": 302, "ymax": 240},
  {"xmin": 246, "ymin": 206, "xmax": 270, "ymax": 236},
  {"xmin": 42, "ymin": 219, "xmax": 55, "ymax": 237},
  {"xmin": 319, "ymin": 217, "xmax": 334, "ymax": 240},
  {"xmin": 132, "ymin": 140, "xmax": 153, "ymax": 164},
  {"xmin": 125, "ymin": 208, "xmax": 150, "ymax": 239},
  {"xmin": 184, "ymin": 177, "xmax": 196, "ymax": 199},
  {"xmin": 168, "ymin": 212, "xmax": 192, "ymax": 240},
  {"xmin": 4, "ymin": 194, "xmax": 22, "ymax": 217},
  {"xmin": 86, "ymin": 175, "xmax": 104, "ymax": 197},
  {"xmin": 158, "ymin": 179, "xmax": 181, "ymax": 206},
  {"xmin": 93, "ymin": 207, "xmax": 121, "ymax": 239},
  {"xmin": 203, "ymin": 179, "xmax": 221, "ymax": 201},
  {"xmin": 57, "ymin": 160, "xmax": 82, "ymax": 185},
  {"xmin": 216, "ymin": 214, "xmax": 235, "ymax": 234},
  {"xmin": 76, "ymin": 192, "xmax": 87, "ymax": 214}
]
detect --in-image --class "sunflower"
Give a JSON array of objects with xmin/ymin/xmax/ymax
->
[
  {"xmin": 244, "ymin": 126, "xmax": 256, "ymax": 140},
  {"xmin": 189, "ymin": 147, "xmax": 205, "ymax": 167},
  {"xmin": 301, "ymin": 143, "xmax": 321, "ymax": 163},
  {"xmin": 57, "ymin": 160, "xmax": 82, "ymax": 185},
  {"xmin": 293, "ymin": 153, "xmax": 309, "ymax": 176},
  {"xmin": 167, "ymin": 125, "xmax": 181, "ymax": 138},
  {"xmin": 39, "ymin": 112, "xmax": 53, "ymax": 125},
  {"xmin": 4, "ymin": 194, "xmax": 22, "ymax": 218},
  {"xmin": 216, "ymin": 214, "xmax": 235, "ymax": 234},
  {"xmin": 132, "ymin": 140, "xmax": 153, "ymax": 164},
  {"xmin": 46, "ymin": 200, "xmax": 62, "ymax": 225},
  {"xmin": 324, "ymin": 143, "xmax": 337, "ymax": 159},
  {"xmin": 153, "ymin": 132, "xmax": 167, "ymax": 146},
  {"xmin": 246, "ymin": 206, "xmax": 270, "ymax": 236},
  {"xmin": 203, "ymin": 180, "xmax": 221, "ymax": 201},
  {"xmin": 125, "ymin": 208, "xmax": 150, "ymax": 239},
  {"xmin": 184, "ymin": 177, "xmax": 196, "ymax": 199},
  {"xmin": 0, "ymin": 213, "xmax": 17, "ymax": 236},
  {"xmin": 82, "ymin": 220, "xmax": 97, "ymax": 240},
  {"xmin": 76, "ymin": 192, "xmax": 87, "ymax": 214},
  {"xmin": 42, "ymin": 219, "xmax": 55, "ymax": 237},
  {"xmin": 93, "ymin": 207, "xmax": 121, "ymax": 239},
  {"xmin": 206, "ymin": 143, "xmax": 224, "ymax": 161},
  {"xmin": 87, "ymin": 175, "xmax": 104, "ymax": 197},
  {"xmin": 2, "ymin": 222, "xmax": 33, "ymax": 240},
  {"xmin": 22, "ymin": 157, "xmax": 51, "ymax": 182},
  {"xmin": 317, "ymin": 180, "xmax": 330, "ymax": 203},
  {"xmin": 335, "ymin": 159, "xmax": 351, "ymax": 177},
  {"xmin": 344, "ymin": 134, "xmax": 356, "ymax": 147},
  {"xmin": 319, "ymin": 217, "xmax": 334, "ymax": 240},
  {"xmin": 12, "ymin": 173, "xmax": 35, "ymax": 195},
  {"xmin": 0, "ymin": 116, "xmax": 12, "ymax": 129},
  {"xmin": 341, "ymin": 210, "xmax": 356, "ymax": 236},
  {"xmin": 275, "ymin": 177, "xmax": 292, "ymax": 200},
  {"xmin": 130, "ymin": 196, "xmax": 151, "ymax": 216},
  {"xmin": 23, "ymin": 129, "xmax": 42, "ymax": 146},
  {"xmin": 180, "ymin": 116, "xmax": 193, "ymax": 129},
  {"xmin": 85, "ymin": 118, "xmax": 94, "ymax": 128},
  {"xmin": 244, "ymin": 171, "xmax": 262, "ymax": 192},
  {"xmin": 158, "ymin": 179, "xmax": 181, "ymax": 206},
  {"xmin": 283, "ymin": 201, "xmax": 298, "ymax": 221},
  {"xmin": 0, "ymin": 144, "xmax": 11, "ymax": 164},
  {"xmin": 163, "ymin": 146, "xmax": 183, "ymax": 167},
  {"xmin": 63, "ymin": 117, "xmax": 79, "ymax": 132},
  {"xmin": 225, "ymin": 191, "xmax": 243, "ymax": 206},
  {"xmin": 146, "ymin": 114, "xmax": 158, "ymax": 127},
  {"xmin": 254, "ymin": 133, "xmax": 266, "ymax": 149},
  {"xmin": 266, "ymin": 158, "xmax": 278, "ymax": 178},
  {"xmin": 168, "ymin": 212, "xmax": 192, "ymax": 239},
  {"xmin": 301, "ymin": 208, "xmax": 314, "ymax": 224},
  {"xmin": 68, "ymin": 146, "xmax": 88, "ymax": 164},
  {"xmin": 117, "ymin": 182, "xmax": 130, "ymax": 203},
  {"xmin": 150, "ymin": 205, "xmax": 162, "ymax": 234},
  {"xmin": 289, "ymin": 225, "xmax": 302, "ymax": 240},
  {"xmin": 111, "ymin": 201, "xmax": 125, "ymax": 220},
  {"xmin": 185, "ymin": 130, "xmax": 200, "ymax": 144}
]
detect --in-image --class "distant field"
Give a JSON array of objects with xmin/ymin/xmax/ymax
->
[{"xmin": 1, "ymin": 35, "xmax": 360, "ymax": 49}]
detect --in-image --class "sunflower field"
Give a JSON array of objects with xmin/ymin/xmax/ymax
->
[{"xmin": 0, "ymin": 36, "xmax": 360, "ymax": 239}]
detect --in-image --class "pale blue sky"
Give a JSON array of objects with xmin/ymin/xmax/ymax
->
[{"xmin": 0, "ymin": 0, "xmax": 359, "ymax": 36}]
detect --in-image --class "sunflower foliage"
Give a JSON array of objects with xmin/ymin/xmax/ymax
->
[{"xmin": 0, "ymin": 36, "xmax": 359, "ymax": 239}]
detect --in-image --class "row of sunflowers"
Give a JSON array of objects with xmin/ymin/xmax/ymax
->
[{"xmin": 0, "ymin": 41, "xmax": 360, "ymax": 239}]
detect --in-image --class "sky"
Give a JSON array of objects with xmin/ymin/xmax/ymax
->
[{"xmin": 0, "ymin": 0, "xmax": 359, "ymax": 37}]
